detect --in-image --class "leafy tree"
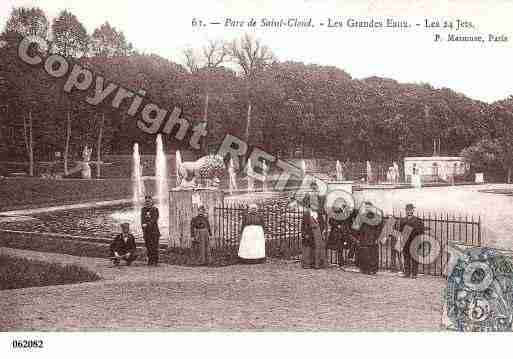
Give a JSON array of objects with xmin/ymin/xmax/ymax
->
[
  {"xmin": 51, "ymin": 10, "xmax": 89, "ymax": 58},
  {"xmin": 490, "ymin": 103, "xmax": 513, "ymax": 182},
  {"xmin": 229, "ymin": 34, "xmax": 275, "ymax": 143},
  {"xmin": 90, "ymin": 22, "xmax": 133, "ymax": 57},
  {"xmin": 183, "ymin": 40, "xmax": 229, "ymax": 154},
  {"xmin": 460, "ymin": 139, "xmax": 503, "ymax": 180},
  {"xmin": 4, "ymin": 7, "xmax": 49, "ymax": 39}
]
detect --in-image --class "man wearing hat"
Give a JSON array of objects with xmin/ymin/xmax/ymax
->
[
  {"xmin": 398, "ymin": 203, "xmax": 425, "ymax": 278},
  {"xmin": 141, "ymin": 195, "xmax": 160, "ymax": 266},
  {"xmin": 190, "ymin": 205, "xmax": 212, "ymax": 265},
  {"xmin": 302, "ymin": 181, "xmax": 326, "ymax": 215},
  {"xmin": 110, "ymin": 223, "xmax": 137, "ymax": 266}
]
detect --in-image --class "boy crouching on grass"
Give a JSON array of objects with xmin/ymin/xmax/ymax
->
[{"xmin": 110, "ymin": 223, "xmax": 137, "ymax": 266}]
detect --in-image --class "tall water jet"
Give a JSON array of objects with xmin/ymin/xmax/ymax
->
[
  {"xmin": 300, "ymin": 159, "xmax": 306, "ymax": 175},
  {"xmin": 155, "ymin": 134, "xmax": 169, "ymax": 233},
  {"xmin": 132, "ymin": 143, "xmax": 145, "ymax": 203},
  {"xmin": 132, "ymin": 143, "xmax": 145, "ymax": 227},
  {"xmin": 366, "ymin": 160, "xmax": 373, "ymax": 184},
  {"xmin": 393, "ymin": 161, "xmax": 400, "ymax": 183},
  {"xmin": 262, "ymin": 160, "xmax": 268, "ymax": 192},
  {"xmin": 175, "ymin": 149, "xmax": 182, "ymax": 187},
  {"xmin": 336, "ymin": 160, "xmax": 343, "ymax": 181},
  {"xmin": 246, "ymin": 158, "xmax": 254, "ymax": 192}
]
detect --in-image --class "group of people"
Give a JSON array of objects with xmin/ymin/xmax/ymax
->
[
  {"xmin": 300, "ymin": 182, "xmax": 425, "ymax": 278},
  {"xmin": 109, "ymin": 195, "xmax": 267, "ymax": 267},
  {"xmin": 109, "ymin": 188, "xmax": 426, "ymax": 279},
  {"xmin": 109, "ymin": 195, "xmax": 161, "ymax": 266}
]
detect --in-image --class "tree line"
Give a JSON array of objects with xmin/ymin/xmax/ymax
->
[{"xmin": 1, "ymin": 6, "xmax": 512, "ymax": 180}]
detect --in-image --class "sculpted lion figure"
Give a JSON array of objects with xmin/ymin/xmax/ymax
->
[{"xmin": 176, "ymin": 154, "xmax": 225, "ymax": 188}]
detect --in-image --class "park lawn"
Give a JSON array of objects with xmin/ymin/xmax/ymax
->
[
  {"xmin": 0, "ymin": 231, "xmax": 111, "ymax": 258},
  {"xmin": 0, "ymin": 231, "xmax": 241, "ymax": 267},
  {"xmin": 0, "ymin": 177, "xmax": 156, "ymax": 211},
  {"xmin": 0, "ymin": 253, "xmax": 100, "ymax": 290}
]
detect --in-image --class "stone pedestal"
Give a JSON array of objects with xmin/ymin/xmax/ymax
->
[{"xmin": 168, "ymin": 188, "xmax": 224, "ymax": 248}]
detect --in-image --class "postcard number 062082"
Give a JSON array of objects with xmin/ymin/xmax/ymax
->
[{"xmin": 12, "ymin": 339, "xmax": 44, "ymax": 349}]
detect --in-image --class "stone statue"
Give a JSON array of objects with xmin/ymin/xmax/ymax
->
[
  {"xmin": 81, "ymin": 145, "xmax": 92, "ymax": 179},
  {"xmin": 176, "ymin": 153, "xmax": 225, "ymax": 189}
]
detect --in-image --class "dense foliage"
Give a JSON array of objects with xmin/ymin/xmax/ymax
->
[{"xmin": 1, "ymin": 6, "xmax": 512, "ymax": 179}]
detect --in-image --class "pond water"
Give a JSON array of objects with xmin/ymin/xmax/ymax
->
[
  {"xmin": 1, "ymin": 184, "xmax": 512, "ymax": 250},
  {"xmin": 356, "ymin": 184, "xmax": 513, "ymax": 250}
]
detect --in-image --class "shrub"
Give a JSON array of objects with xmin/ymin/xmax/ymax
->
[{"xmin": 0, "ymin": 254, "xmax": 100, "ymax": 290}]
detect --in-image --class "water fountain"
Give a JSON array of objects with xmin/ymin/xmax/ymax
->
[
  {"xmin": 262, "ymin": 160, "xmax": 268, "ymax": 192},
  {"xmin": 393, "ymin": 161, "xmax": 400, "ymax": 183},
  {"xmin": 132, "ymin": 142, "xmax": 145, "ymax": 211},
  {"xmin": 300, "ymin": 159, "xmax": 306, "ymax": 175},
  {"xmin": 366, "ymin": 161, "xmax": 373, "ymax": 184},
  {"xmin": 155, "ymin": 134, "xmax": 169, "ymax": 231},
  {"xmin": 336, "ymin": 160, "xmax": 344, "ymax": 181},
  {"xmin": 246, "ymin": 158, "xmax": 255, "ymax": 192},
  {"xmin": 175, "ymin": 150, "xmax": 182, "ymax": 187}
]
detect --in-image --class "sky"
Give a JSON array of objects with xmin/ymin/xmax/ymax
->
[{"xmin": 1, "ymin": 0, "xmax": 512, "ymax": 103}]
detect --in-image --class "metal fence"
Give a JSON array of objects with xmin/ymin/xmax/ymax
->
[
  {"xmin": 213, "ymin": 205, "xmax": 482, "ymax": 277},
  {"xmin": 213, "ymin": 205, "xmax": 304, "ymax": 258},
  {"xmin": 377, "ymin": 212, "xmax": 481, "ymax": 277}
]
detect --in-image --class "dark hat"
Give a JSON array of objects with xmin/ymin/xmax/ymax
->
[
  {"xmin": 405, "ymin": 203, "xmax": 415, "ymax": 209},
  {"xmin": 121, "ymin": 222, "xmax": 130, "ymax": 228}
]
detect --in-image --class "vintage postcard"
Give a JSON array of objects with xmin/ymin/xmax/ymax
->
[{"xmin": 0, "ymin": 0, "xmax": 512, "ymax": 356}]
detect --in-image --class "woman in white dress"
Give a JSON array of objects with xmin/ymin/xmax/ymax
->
[{"xmin": 238, "ymin": 203, "xmax": 266, "ymax": 263}]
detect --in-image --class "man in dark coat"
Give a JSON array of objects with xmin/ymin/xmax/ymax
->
[
  {"xmin": 301, "ymin": 209, "xmax": 327, "ymax": 269},
  {"xmin": 110, "ymin": 223, "xmax": 137, "ymax": 266},
  {"xmin": 398, "ymin": 203, "xmax": 425, "ymax": 279},
  {"xmin": 302, "ymin": 181, "xmax": 326, "ymax": 214},
  {"xmin": 191, "ymin": 205, "xmax": 211, "ymax": 265},
  {"xmin": 327, "ymin": 204, "xmax": 358, "ymax": 266},
  {"xmin": 141, "ymin": 195, "xmax": 160, "ymax": 266}
]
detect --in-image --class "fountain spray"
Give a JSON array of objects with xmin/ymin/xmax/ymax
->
[
  {"xmin": 132, "ymin": 143, "xmax": 145, "ymax": 226},
  {"xmin": 155, "ymin": 134, "xmax": 169, "ymax": 234}
]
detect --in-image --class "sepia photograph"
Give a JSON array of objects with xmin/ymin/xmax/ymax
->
[{"xmin": 1, "ymin": 0, "xmax": 512, "ymax": 356}]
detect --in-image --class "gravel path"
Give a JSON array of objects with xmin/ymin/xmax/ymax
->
[{"xmin": 0, "ymin": 247, "xmax": 445, "ymax": 331}]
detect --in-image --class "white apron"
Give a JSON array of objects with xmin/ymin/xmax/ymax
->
[{"xmin": 238, "ymin": 225, "xmax": 265, "ymax": 259}]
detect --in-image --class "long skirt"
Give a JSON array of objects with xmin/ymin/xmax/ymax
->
[
  {"xmin": 194, "ymin": 228, "xmax": 210, "ymax": 265},
  {"xmin": 357, "ymin": 245, "xmax": 379, "ymax": 274},
  {"xmin": 238, "ymin": 225, "xmax": 265, "ymax": 260}
]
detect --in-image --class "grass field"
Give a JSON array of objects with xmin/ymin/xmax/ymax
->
[{"xmin": 0, "ymin": 253, "xmax": 100, "ymax": 290}]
